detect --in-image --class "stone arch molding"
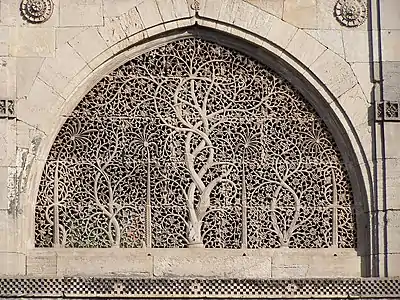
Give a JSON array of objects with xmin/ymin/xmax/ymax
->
[{"xmin": 19, "ymin": 0, "xmax": 371, "ymax": 277}]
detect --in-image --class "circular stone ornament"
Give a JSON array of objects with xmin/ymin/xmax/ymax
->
[
  {"xmin": 20, "ymin": 0, "xmax": 54, "ymax": 24},
  {"xmin": 334, "ymin": 0, "xmax": 367, "ymax": 27}
]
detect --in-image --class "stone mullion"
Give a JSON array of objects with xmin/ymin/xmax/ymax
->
[
  {"xmin": 145, "ymin": 151, "xmax": 152, "ymax": 248},
  {"xmin": 331, "ymin": 169, "xmax": 338, "ymax": 248},
  {"xmin": 241, "ymin": 158, "xmax": 247, "ymax": 249},
  {"xmin": 53, "ymin": 160, "xmax": 60, "ymax": 248}
]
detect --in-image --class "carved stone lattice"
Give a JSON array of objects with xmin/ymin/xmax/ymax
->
[
  {"xmin": 334, "ymin": 0, "xmax": 367, "ymax": 27},
  {"xmin": 35, "ymin": 38, "xmax": 356, "ymax": 249},
  {"xmin": 377, "ymin": 101, "xmax": 400, "ymax": 121},
  {"xmin": 0, "ymin": 100, "xmax": 15, "ymax": 118},
  {"xmin": 20, "ymin": 0, "xmax": 54, "ymax": 24}
]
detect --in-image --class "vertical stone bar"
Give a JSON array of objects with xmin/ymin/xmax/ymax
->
[
  {"xmin": 53, "ymin": 161, "xmax": 60, "ymax": 247},
  {"xmin": 331, "ymin": 169, "xmax": 338, "ymax": 248}
]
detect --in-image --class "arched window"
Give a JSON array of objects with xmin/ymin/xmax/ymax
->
[{"xmin": 35, "ymin": 38, "xmax": 356, "ymax": 249}]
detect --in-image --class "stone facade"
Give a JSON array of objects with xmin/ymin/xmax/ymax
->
[{"xmin": 0, "ymin": 0, "xmax": 399, "ymax": 298}]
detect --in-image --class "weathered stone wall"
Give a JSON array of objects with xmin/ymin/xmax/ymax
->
[{"xmin": 0, "ymin": 0, "xmax": 398, "ymax": 280}]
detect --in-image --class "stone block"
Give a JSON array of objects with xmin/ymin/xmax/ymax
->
[
  {"xmin": 217, "ymin": 0, "xmax": 241, "ymax": 25},
  {"xmin": 0, "ymin": 167, "xmax": 8, "ymax": 209},
  {"xmin": 380, "ymin": 0, "xmax": 400, "ymax": 29},
  {"xmin": 244, "ymin": 0, "xmax": 283, "ymax": 18},
  {"xmin": 62, "ymin": 64, "xmax": 93, "ymax": 99},
  {"xmin": 17, "ymin": 78, "xmax": 64, "ymax": 134},
  {"xmin": 382, "ymin": 61, "xmax": 400, "ymax": 102},
  {"xmin": 384, "ymin": 124, "xmax": 400, "ymax": 159},
  {"xmin": 171, "ymin": 0, "xmax": 193, "ymax": 19},
  {"xmin": 337, "ymin": 84, "xmax": 369, "ymax": 128},
  {"xmin": 68, "ymin": 28, "xmax": 108, "ymax": 68},
  {"xmin": 245, "ymin": 7, "xmax": 274, "ymax": 37},
  {"xmin": 305, "ymin": 29, "xmax": 344, "ymax": 58},
  {"xmin": 201, "ymin": 0, "xmax": 222, "ymax": 20},
  {"xmin": 60, "ymin": 0, "xmax": 103, "ymax": 26},
  {"xmin": 231, "ymin": 1, "xmax": 259, "ymax": 30},
  {"xmin": 27, "ymin": 251, "xmax": 57, "ymax": 276},
  {"xmin": 351, "ymin": 63, "xmax": 373, "ymax": 100},
  {"xmin": 56, "ymin": 27, "xmax": 87, "ymax": 49},
  {"xmin": 0, "ymin": 119, "xmax": 16, "ymax": 167},
  {"xmin": 385, "ymin": 177, "xmax": 400, "ymax": 211},
  {"xmin": 352, "ymin": 122, "xmax": 373, "ymax": 165},
  {"xmin": 117, "ymin": 7, "xmax": 145, "ymax": 38},
  {"xmin": 271, "ymin": 249, "xmax": 361, "ymax": 278},
  {"xmin": 382, "ymin": 30, "xmax": 400, "ymax": 61},
  {"xmin": 266, "ymin": 18, "xmax": 297, "ymax": 49},
  {"xmin": 387, "ymin": 253, "xmax": 400, "ymax": 276},
  {"xmin": 0, "ymin": 0, "xmax": 17, "ymax": 25},
  {"xmin": 368, "ymin": 210, "xmax": 400, "ymax": 254},
  {"xmin": 104, "ymin": 0, "xmax": 144, "ymax": 17},
  {"xmin": 0, "ymin": 252, "xmax": 25, "ymax": 275},
  {"xmin": 38, "ymin": 43, "xmax": 87, "ymax": 95},
  {"xmin": 10, "ymin": 27, "xmax": 55, "ymax": 57},
  {"xmin": 0, "ymin": 26, "xmax": 9, "ymax": 55},
  {"xmin": 154, "ymin": 255, "xmax": 272, "ymax": 279},
  {"xmin": 285, "ymin": 30, "xmax": 326, "ymax": 67},
  {"xmin": 383, "ymin": 159, "xmax": 400, "ymax": 208},
  {"xmin": 136, "ymin": 0, "xmax": 163, "ymax": 29},
  {"xmin": 97, "ymin": 17, "xmax": 127, "ymax": 49},
  {"xmin": 56, "ymin": 249, "xmax": 152, "ymax": 276},
  {"xmin": 343, "ymin": 31, "xmax": 370, "ymax": 63},
  {"xmin": 310, "ymin": 49, "xmax": 357, "ymax": 98},
  {"xmin": 283, "ymin": 0, "xmax": 317, "ymax": 28},
  {"xmin": 0, "ymin": 57, "xmax": 16, "ymax": 99},
  {"xmin": 16, "ymin": 57, "xmax": 44, "ymax": 98},
  {"xmin": 156, "ymin": 0, "xmax": 179, "ymax": 23},
  {"xmin": 16, "ymin": 120, "xmax": 44, "ymax": 153},
  {"xmin": 0, "ymin": 210, "xmax": 19, "ymax": 252}
]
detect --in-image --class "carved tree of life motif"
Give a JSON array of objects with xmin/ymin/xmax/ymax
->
[{"xmin": 35, "ymin": 38, "xmax": 357, "ymax": 249}]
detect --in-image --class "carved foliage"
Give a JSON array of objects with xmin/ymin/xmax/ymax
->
[{"xmin": 35, "ymin": 38, "xmax": 356, "ymax": 248}]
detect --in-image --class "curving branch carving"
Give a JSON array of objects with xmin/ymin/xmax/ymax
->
[{"xmin": 35, "ymin": 38, "xmax": 356, "ymax": 249}]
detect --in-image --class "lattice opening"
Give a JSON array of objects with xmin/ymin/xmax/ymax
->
[{"xmin": 35, "ymin": 38, "xmax": 357, "ymax": 249}]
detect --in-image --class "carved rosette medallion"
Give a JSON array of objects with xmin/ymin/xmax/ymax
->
[
  {"xmin": 20, "ymin": 0, "xmax": 54, "ymax": 23},
  {"xmin": 334, "ymin": 0, "xmax": 367, "ymax": 27},
  {"xmin": 35, "ymin": 38, "xmax": 356, "ymax": 249}
]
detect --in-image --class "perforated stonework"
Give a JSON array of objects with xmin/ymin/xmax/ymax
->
[
  {"xmin": 0, "ymin": 277, "xmax": 399, "ymax": 298},
  {"xmin": 35, "ymin": 38, "xmax": 356, "ymax": 249}
]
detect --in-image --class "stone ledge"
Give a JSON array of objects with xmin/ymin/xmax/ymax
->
[
  {"xmin": 25, "ymin": 248, "xmax": 359, "ymax": 278},
  {"xmin": 154, "ymin": 255, "xmax": 272, "ymax": 279}
]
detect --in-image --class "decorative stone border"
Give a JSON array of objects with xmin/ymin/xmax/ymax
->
[{"xmin": 0, "ymin": 277, "xmax": 399, "ymax": 298}]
